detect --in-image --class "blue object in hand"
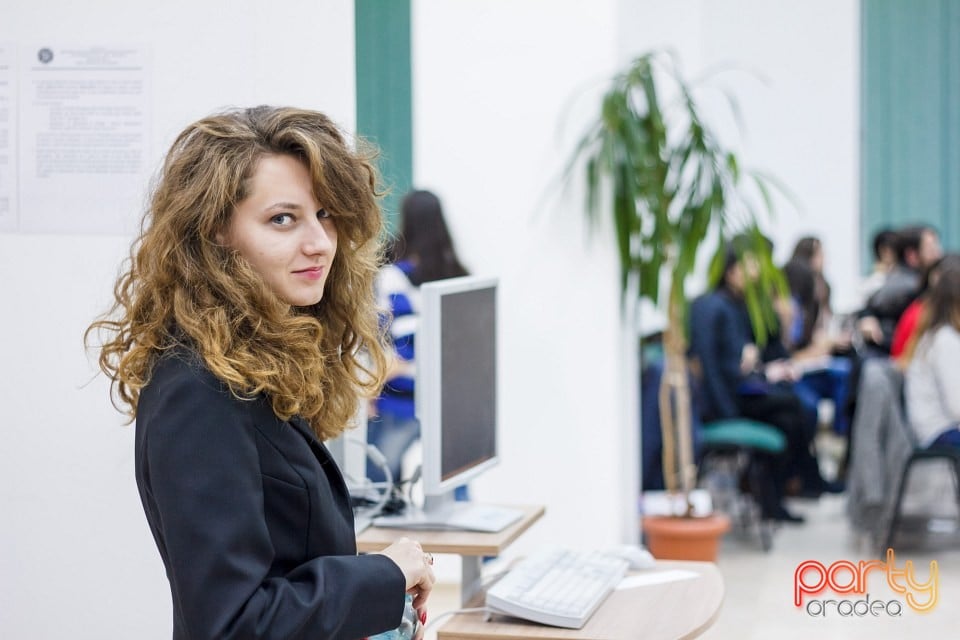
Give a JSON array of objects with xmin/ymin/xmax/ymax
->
[{"xmin": 369, "ymin": 595, "xmax": 419, "ymax": 640}]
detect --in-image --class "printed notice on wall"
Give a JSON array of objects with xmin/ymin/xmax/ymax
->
[
  {"xmin": 18, "ymin": 45, "xmax": 150, "ymax": 234},
  {"xmin": 0, "ymin": 44, "xmax": 15, "ymax": 232}
]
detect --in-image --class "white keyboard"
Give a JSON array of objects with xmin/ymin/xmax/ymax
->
[{"xmin": 485, "ymin": 548, "xmax": 629, "ymax": 629}]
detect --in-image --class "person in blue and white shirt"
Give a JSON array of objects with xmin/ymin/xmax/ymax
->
[{"xmin": 368, "ymin": 190, "xmax": 468, "ymax": 485}]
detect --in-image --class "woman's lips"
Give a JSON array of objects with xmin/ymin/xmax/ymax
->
[{"xmin": 293, "ymin": 267, "xmax": 324, "ymax": 281}]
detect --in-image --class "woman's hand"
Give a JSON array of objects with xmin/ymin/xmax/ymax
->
[
  {"xmin": 376, "ymin": 537, "xmax": 436, "ymax": 623},
  {"xmin": 764, "ymin": 359, "xmax": 799, "ymax": 383},
  {"xmin": 857, "ymin": 316, "xmax": 884, "ymax": 344},
  {"xmin": 740, "ymin": 344, "xmax": 760, "ymax": 375}
]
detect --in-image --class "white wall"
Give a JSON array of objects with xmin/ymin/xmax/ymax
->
[
  {"xmin": 618, "ymin": 0, "xmax": 861, "ymax": 312},
  {"xmin": 412, "ymin": 0, "xmax": 627, "ymax": 560},
  {"xmin": 1, "ymin": 1, "xmax": 861, "ymax": 637},
  {"xmin": 702, "ymin": 0, "xmax": 860, "ymax": 313},
  {"xmin": 0, "ymin": 1, "xmax": 355, "ymax": 637}
]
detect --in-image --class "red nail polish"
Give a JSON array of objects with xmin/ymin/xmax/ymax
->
[{"xmin": 420, "ymin": 611, "xmax": 427, "ymax": 624}]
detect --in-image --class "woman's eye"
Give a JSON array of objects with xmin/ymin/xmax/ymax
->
[
  {"xmin": 317, "ymin": 208, "xmax": 332, "ymax": 220},
  {"xmin": 270, "ymin": 213, "xmax": 294, "ymax": 226}
]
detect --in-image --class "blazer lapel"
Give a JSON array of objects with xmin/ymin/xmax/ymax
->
[{"xmin": 288, "ymin": 416, "xmax": 352, "ymax": 504}]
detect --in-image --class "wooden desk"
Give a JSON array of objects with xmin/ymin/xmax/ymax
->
[
  {"xmin": 437, "ymin": 561, "xmax": 724, "ymax": 640},
  {"xmin": 357, "ymin": 504, "xmax": 545, "ymax": 604}
]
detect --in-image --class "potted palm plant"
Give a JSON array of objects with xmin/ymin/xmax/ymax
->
[{"xmin": 566, "ymin": 51, "xmax": 787, "ymax": 560}]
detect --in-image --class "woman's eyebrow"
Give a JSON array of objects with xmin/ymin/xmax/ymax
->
[{"xmin": 265, "ymin": 202, "xmax": 305, "ymax": 212}]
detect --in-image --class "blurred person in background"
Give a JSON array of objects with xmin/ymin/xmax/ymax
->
[
  {"xmin": 782, "ymin": 236, "xmax": 853, "ymax": 437},
  {"xmin": 903, "ymin": 255, "xmax": 960, "ymax": 449},
  {"xmin": 368, "ymin": 189, "xmax": 469, "ymax": 490},
  {"xmin": 859, "ymin": 228, "xmax": 899, "ymax": 303},
  {"xmin": 857, "ymin": 225, "xmax": 942, "ymax": 355}
]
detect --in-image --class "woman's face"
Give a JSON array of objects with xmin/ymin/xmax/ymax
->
[
  {"xmin": 810, "ymin": 244, "xmax": 824, "ymax": 273},
  {"xmin": 220, "ymin": 154, "xmax": 337, "ymax": 306}
]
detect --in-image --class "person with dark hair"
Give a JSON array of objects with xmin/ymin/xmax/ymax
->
[
  {"xmin": 874, "ymin": 228, "xmax": 899, "ymax": 265},
  {"xmin": 860, "ymin": 228, "xmax": 898, "ymax": 300},
  {"xmin": 904, "ymin": 255, "xmax": 960, "ymax": 449},
  {"xmin": 782, "ymin": 236, "xmax": 853, "ymax": 435},
  {"xmin": 784, "ymin": 236, "xmax": 833, "ymax": 351},
  {"xmin": 86, "ymin": 106, "xmax": 434, "ymax": 639},
  {"xmin": 858, "ymin": 225, "xmax": 942, "ymax": 353},
  {"xmin": 395, "ymin": 189, "xmax": 469, "ymax": 285},
  {"xmin": 688, "ymin": 243, "xmax": 829, "ymax": 522},
  {"xmin": 368, "ymin": 189, "xmax": 469, "ymax": 486}
]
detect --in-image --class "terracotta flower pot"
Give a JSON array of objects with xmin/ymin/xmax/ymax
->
[{"xmin": 642, "ymin": 514, "xmax": 731, "ymax": 562}]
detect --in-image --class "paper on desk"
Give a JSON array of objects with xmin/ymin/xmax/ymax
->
[{"xmin": 615, "ymin": 569, "xmax": 698, "ymax": 590}]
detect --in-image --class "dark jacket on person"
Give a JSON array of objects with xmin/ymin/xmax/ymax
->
[
  {"xmin": 135, "ymin": 347, "xmax": 406, "ymax": 639},
  {"xmin": 688, "ymin": 289, "xmax": 754, "ymax": 422},
  {"xmin": 861, "ymin": 265, "xmax": 920, "ymax": 351}
]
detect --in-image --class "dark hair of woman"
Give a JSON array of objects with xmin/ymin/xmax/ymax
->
[
  {"xmin": 395, "ymin": 189, "xmax": 468, "ymax": 285},
  {"xmin": 788, "ymin": 235, "xmax": 831, "ymax": 334},
  {"xmin": 918, "ymin": 254, "xmax": 946, "ymax": 294},
  {"xmin": 790, "ymin": 236, "xmax": 821, "ymax": 265}
]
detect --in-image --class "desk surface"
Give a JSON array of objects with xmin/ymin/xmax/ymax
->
[
  {"xmin": 437, "ymin": 560, "xmax": 724, "ymax": 640},
  {"xmin": 356, "ymin": 504, "xmax": 545, "ymax": 556}
]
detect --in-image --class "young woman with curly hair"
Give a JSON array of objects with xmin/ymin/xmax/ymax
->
[{"xmin": 86, "ymin": 106, "xmax": 434, "ymax": 640}]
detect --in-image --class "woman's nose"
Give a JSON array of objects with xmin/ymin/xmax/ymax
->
[{"xmin": 303, "ymin": 219, "xmax": 335, "ymax": 254}]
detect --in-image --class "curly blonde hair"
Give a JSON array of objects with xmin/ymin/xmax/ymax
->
[{"xmin": 86, "ymin": 106, "xmax": 388, "ymax": 440}]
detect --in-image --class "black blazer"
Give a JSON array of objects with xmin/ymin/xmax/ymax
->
[{"xmin": 135, "ymin": 348, "xmax": 406, "ymax": 639}]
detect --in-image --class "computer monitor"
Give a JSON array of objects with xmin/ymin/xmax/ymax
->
[
  {"xmin": 372, "ymin": 275, "xmax": 522, "ymax": 532},
  {"xmin": 327, "ymin": 400, "xmax": 370, "ymax": 491},
  {"xmin": 418, "ymin": 275, "xmax": 499, "ymax": 511}
]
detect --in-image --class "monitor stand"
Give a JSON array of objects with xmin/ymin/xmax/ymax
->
[{"xmin": 372, "ymin": 493, "xmax": 523, "ymax": 533}]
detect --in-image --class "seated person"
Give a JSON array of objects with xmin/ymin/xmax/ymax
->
[
  {"xmin": 904, "ymin": 255, "xmax": 960, "ymax": 449},
  {"xmin": 782, "ymin": 237, "xmax": 853, "ymax": 435},
  {"xmin": 844, "ymin": 226, "xmax": 943, "ymax": 452},
  {"xmin": 857, "ymin": 225, "xmax": 942, "ymax": 354},
  {"xmin": 890, "ymin": 256, "xmax": 947, "ymax": 360},
  {"xmin": 859, "ymin": 228, "xmax": 898, "ymax": 304},
  {"xmin": 688, "ymin": 244, "xmax": 829, "ymax": 522}
]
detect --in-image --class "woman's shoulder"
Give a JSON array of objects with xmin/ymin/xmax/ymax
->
[
  {"xmin": 376, "ymin": 263, "xmax": 420, "ymax": 316},
  {"xmin": 928, "ymin": 325, "xmax": 960, "ymax": 351},
  {"xmin": 151, "ymin": 344, "xmax": 210, "ymax": 379},
  {"xmin": 911, "ymin": 325, "xmax": 960, "ymax": 367},
  {"xmin": 143, "ymin": 345, "xmax": 230, "ymax": 405},
  {"xmin": 377, "ymin": 262, "xmax": 416, "ymax": 291},
  {"xmin": 694, "ymin": 290, "xmax": 740, "ymax": 316},
  {"xmin": 138, "ymin": 345, "xmax": 261, "ymax": 442}
]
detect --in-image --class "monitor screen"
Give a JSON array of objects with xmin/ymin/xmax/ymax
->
[{"xmin": 418, "ymin": 276, "xmax": 499, "ymax": 500}]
